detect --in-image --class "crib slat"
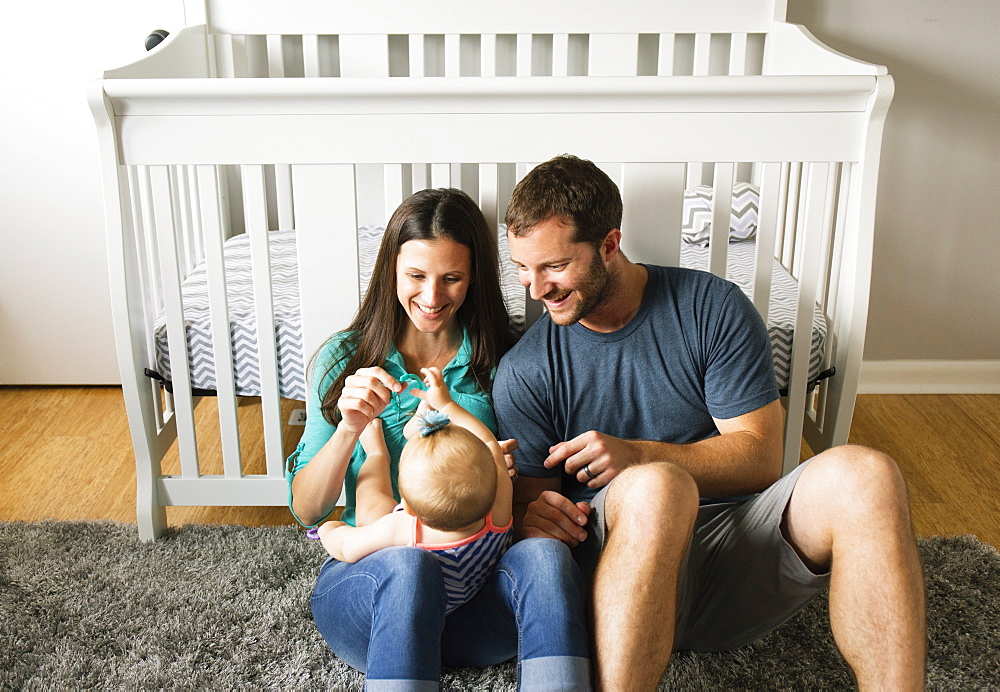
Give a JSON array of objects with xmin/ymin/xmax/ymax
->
[
  {"xmin": 620, "ymin": 163, "xmax": 684, "ymax": 268},
  {"xmin": 589, "ymin": 34, "xmax": 638, "ymax": 76},
  {"xmin": 196, "ymin": 165, "xmax": 243, "ymax": 477},
  {"xmin": 445, "ymin": 33, "xmax": 461, "ymax": 77},
  {"xmin": 242, "ymin": 165, "xmax": 285, "ymax": 477},
  {"xmin": 478, "ymin": 163, "xmax": 500, "ymax": 231},
  {"xmin": 267, "ymin": 34, "xmax": 285, "ymax": 77},
  {"xmin": 693, "ymin": 33, "xmax": 712, "ymax": 76},
  {"xmin": 274, "ymin": 165, "xmax": 295, "ymax": 230},
  {"xmin": 302, "ymin": 35, "xmax": 321, "ymax": 77},
  {"xmin": 782, "ymin": 162, "xmax": 802, "ymax": 275},
  {"xmin": 708, "ymin": 162, "xmax": 734, "ymax": 278},
  {"xmin": 339, "ymin": 35, "xmax": 390, "ymax": 77},
  {"xmin": 173, "ymin": 166, "xmax": 195, "ymax": 278},
  {"xmin": 825, "ymin": 164, "xmax": 852, "ymax": 334},
  {"xmin": 657, "ymin": 33, "xmax": 676, "ymax": 75},
  {"xmin": 480, "ymin": 33, "xmax": 497, "ymax": 77},
  {"xmin": 408, "ymin": 34, "xmax": 425, "ymax": 77},
  {"xmin": 150, "ymin": 165, "xmax": 200, "ymax": 477},
  {"xmin": 292, "ymin": 164, "xmax": 360, "ymax": 367},
  {"xmin": 431, "ymin": 163, "xmax": 451, "ymax": 188},
  {"xmin": 752, "ymin": 162, "xmax": 780, "ymax": 318},
  {"xmin": 551, "ymin": 33, "xmax": 569, "ymax": 77},
  {"xmin": 516, "ymin": 34, "xmax": 532, "ymax": 76},
  {"xmin": 130, "ymin": 167, "xmax": 168, "ymax": 431},
  {"xmin": 729, "ymin": 33, "xmax": 748, "ymax": 75},
  {"xmin": 782, "ymin": 162, "xmax": 830, "ymax": 474}
]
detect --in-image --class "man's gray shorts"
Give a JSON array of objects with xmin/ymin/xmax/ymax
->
[{"xmin": 572, "ymin": 459, "xmax": 830, "ymax": 652}]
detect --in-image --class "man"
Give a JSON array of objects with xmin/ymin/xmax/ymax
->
[{"xmin": 493, "ymin": 155, "xmax": 925, "ymax": 690}]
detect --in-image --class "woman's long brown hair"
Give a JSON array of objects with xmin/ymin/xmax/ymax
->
[{"xmin": 316, "ymin": 188, "xmax": 517, "ymax": 424}]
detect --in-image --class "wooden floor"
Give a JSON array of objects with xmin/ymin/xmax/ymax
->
[{"xmin": 1, "ymin": 387, "xmax": 998, "ymax": 547}]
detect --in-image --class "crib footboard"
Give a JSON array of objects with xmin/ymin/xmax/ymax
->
[{"xmin": 91, "ymin": 0, "xmax": 892, "ymax": 539}]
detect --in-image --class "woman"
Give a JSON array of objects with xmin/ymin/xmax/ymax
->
[{"xmin": 286, "ymin": 188, "xmax": 591, "ymax": 688}]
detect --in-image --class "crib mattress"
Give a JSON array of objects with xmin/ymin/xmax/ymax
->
[{"xmin": 153, "ymin": 230, "xmax": 826, "ymax": 400}]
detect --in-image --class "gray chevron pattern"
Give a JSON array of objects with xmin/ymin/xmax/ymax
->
[
  {"xmin": 154, "ymin": 224, "xmax": 823, "ymax": 400},
  {"xmin": 682, "ymin": 182, "xmax": 759, "ymax": 247},
  {"xmin": 680, "ymin": 242, "xmax": 827, "ymax": 390},
  {"xmin": 154, "ymin": 231, "xmax": 305, "ymax": 401}
]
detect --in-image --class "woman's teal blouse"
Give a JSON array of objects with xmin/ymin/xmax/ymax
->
[{"xmin": 286, "ymin": 326, "xmax": 496, "ymax": 527}]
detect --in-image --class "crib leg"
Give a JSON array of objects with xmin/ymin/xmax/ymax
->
[
  {"xmin": 137, "ymin": 502, "xmax": 167, "ymax": 542},
  {"xmin": 136, "ymin": 448, "xmax": 167, "ymax": 541}
]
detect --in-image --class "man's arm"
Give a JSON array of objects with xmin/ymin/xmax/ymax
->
[{"xmin": 546, "ymin": 399, "xmax": 785, "ymax": 497}]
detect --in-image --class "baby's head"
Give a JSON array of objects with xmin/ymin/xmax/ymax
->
[{"xmin": 398, "ymin": 418, "xmax": 496, "ymax": 532}]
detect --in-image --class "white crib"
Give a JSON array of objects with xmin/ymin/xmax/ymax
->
[{"xmin": 89, "ymin": 0, "xmax": 893, "ymax": 540}]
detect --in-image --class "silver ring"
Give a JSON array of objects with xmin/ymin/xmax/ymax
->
[{"xmin": 583, "ymin": 463, "xmax": 596, "ymax": 480}]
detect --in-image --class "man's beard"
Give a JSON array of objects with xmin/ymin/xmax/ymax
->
[{"xmin": 546, "ymin": 252, "xmax": 614, "ymax": 326}]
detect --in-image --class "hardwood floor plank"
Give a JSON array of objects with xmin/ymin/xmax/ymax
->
[{"xmin": 2, "ymin": 387, "xmax": 997, "ymax": 546}]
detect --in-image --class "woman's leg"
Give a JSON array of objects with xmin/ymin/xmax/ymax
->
[
  {"xmin": 441, "ymin": 538, "xmax": 591, "ymax": 690},
  {"xmin": 311, "ymin": 546, "xmax": 447, "ymax": 688}
]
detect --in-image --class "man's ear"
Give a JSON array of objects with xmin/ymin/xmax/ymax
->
[{"xmin": 602, "ymin": 228, "xmax": 623, "ymax": 262}]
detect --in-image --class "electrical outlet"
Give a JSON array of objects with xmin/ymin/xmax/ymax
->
[{"xmin": 288, "ymin": 408, "xmax": 307, "ymax": 426}]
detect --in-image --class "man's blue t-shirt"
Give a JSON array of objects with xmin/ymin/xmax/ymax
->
[{"xmin": 493, "ymin": 264, "xmax": 779, "ymax": 504}]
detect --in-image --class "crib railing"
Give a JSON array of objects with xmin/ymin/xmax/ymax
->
[{"xmin": 91, "ymin": 0, "xmax": 892, "ymax": 539}]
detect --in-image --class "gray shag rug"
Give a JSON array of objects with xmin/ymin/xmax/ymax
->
[{"xmin": 1, "ymin": 521, "xmax": 997, "ymax": 690}]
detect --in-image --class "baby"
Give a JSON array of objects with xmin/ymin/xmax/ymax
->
[{"xmin": 315, "ymin": 366, "xmax": 513, "ymax": 613}]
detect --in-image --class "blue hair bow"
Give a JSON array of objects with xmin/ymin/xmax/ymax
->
[{"xmin": 416, "ymin": 410, "xmax": 451, "ymax": 437}]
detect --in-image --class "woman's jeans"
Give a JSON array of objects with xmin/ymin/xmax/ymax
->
[{"xmin": 311, "ymin": 537, "xmax": 591, "ymax": 690}]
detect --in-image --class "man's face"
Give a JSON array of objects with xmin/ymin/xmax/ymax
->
[{"xmin": 507, "ymin": 217, "xmax": 613, "ymax": 327}]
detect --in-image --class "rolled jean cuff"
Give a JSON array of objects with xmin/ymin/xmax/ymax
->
[
  {"xmin": 365, "ymin": 681, "xmax": 438, "ymax": 692},
  {"xmin": 520, "ymin": 655, "xmax": 592, "ymax": 691}
]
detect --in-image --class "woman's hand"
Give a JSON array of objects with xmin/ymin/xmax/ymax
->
[{"xmin": 338, "ymin": 366, "xmax": 404, "ymax": 434}]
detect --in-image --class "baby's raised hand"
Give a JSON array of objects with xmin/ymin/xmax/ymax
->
[
  {"xmin": 409, "ymin": 367, "xmax": 454, "ymax": 412},
  {"xmin": 359, "ymin": 417, "xmax": 386, "ymax": 454}
]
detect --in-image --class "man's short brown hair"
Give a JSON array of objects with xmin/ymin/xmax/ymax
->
[{"xmin": 504, "ymin": 154, "xmax": 623, "ymax": 245}]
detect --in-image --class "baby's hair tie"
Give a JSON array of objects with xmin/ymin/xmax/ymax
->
[{"xmin": 417, "ymin": 410, "xmax": 451, "ymax": 437}]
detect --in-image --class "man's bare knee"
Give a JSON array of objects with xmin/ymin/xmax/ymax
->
[
  {"xmin": 799, "ymin": 445, "xmax": 909, "ymax": 514},
  {"xmin": 604, "ymin": 463, "xmax": 699, "ymax": 537}
]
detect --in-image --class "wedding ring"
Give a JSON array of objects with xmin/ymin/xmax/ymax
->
[{"xmin": 583, "ymin": 463, "xmax": 596, "ymax": 480}]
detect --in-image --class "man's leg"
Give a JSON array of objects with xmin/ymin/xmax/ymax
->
[
  {"xmin": 785, "ymin": 445, "xmax": 926, "ymax": 689},
  {"xmin": 591, "ymin": 463, "xmax": 699, "ymax": 690}
]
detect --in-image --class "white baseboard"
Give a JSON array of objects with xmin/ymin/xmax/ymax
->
[{"xmin": 859, "ymin": 360, "xmax": 1000, "ymax": 394}]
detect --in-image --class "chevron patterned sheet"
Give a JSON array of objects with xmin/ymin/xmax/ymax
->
[
  {"xmin": 678, "ymin": 242, "xmax": 827, "ymax": 391},
  {"xmin": 153, "ymin": 229, "xmax": 824, "ymax": 401}
]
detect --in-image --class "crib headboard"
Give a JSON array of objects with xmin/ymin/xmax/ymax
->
[{"xmin": 91, "ymin": 0, "xmax": 893, "ymax": 538}]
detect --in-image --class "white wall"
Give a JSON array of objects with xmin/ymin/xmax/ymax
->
[
  {"xmin": 0, "ymin": 1, "xmax": 184, "ymax": 384},
  {"xmin": 1, "ymin": 1, "xmax": 996, "ymax": 385},
  {"xmin": 787, "ymin": 0, "xmax": 1000, "ymax": 368}
]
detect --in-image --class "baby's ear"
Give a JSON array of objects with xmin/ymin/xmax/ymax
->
[{"xmin": 400, "ymin": 499, "xmax": 417, "ymax": 516}]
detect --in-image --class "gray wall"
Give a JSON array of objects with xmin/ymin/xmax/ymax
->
[{"xmin": 787, "ymin": 0, "xmax": 1000, "ymax": 362}]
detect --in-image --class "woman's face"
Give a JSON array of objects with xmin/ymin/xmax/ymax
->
[{"xmin": 396, "ymin": 238, "xmax": 472, "ymax": 336}]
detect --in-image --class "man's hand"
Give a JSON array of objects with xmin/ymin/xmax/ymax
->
[
  {"xmin": 545, "ymin": 430, "xmax": 641, "ymax": 488},
  {"xmin": 522, "ymin": 490, "xmax": 591, "ymax": 547}
]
